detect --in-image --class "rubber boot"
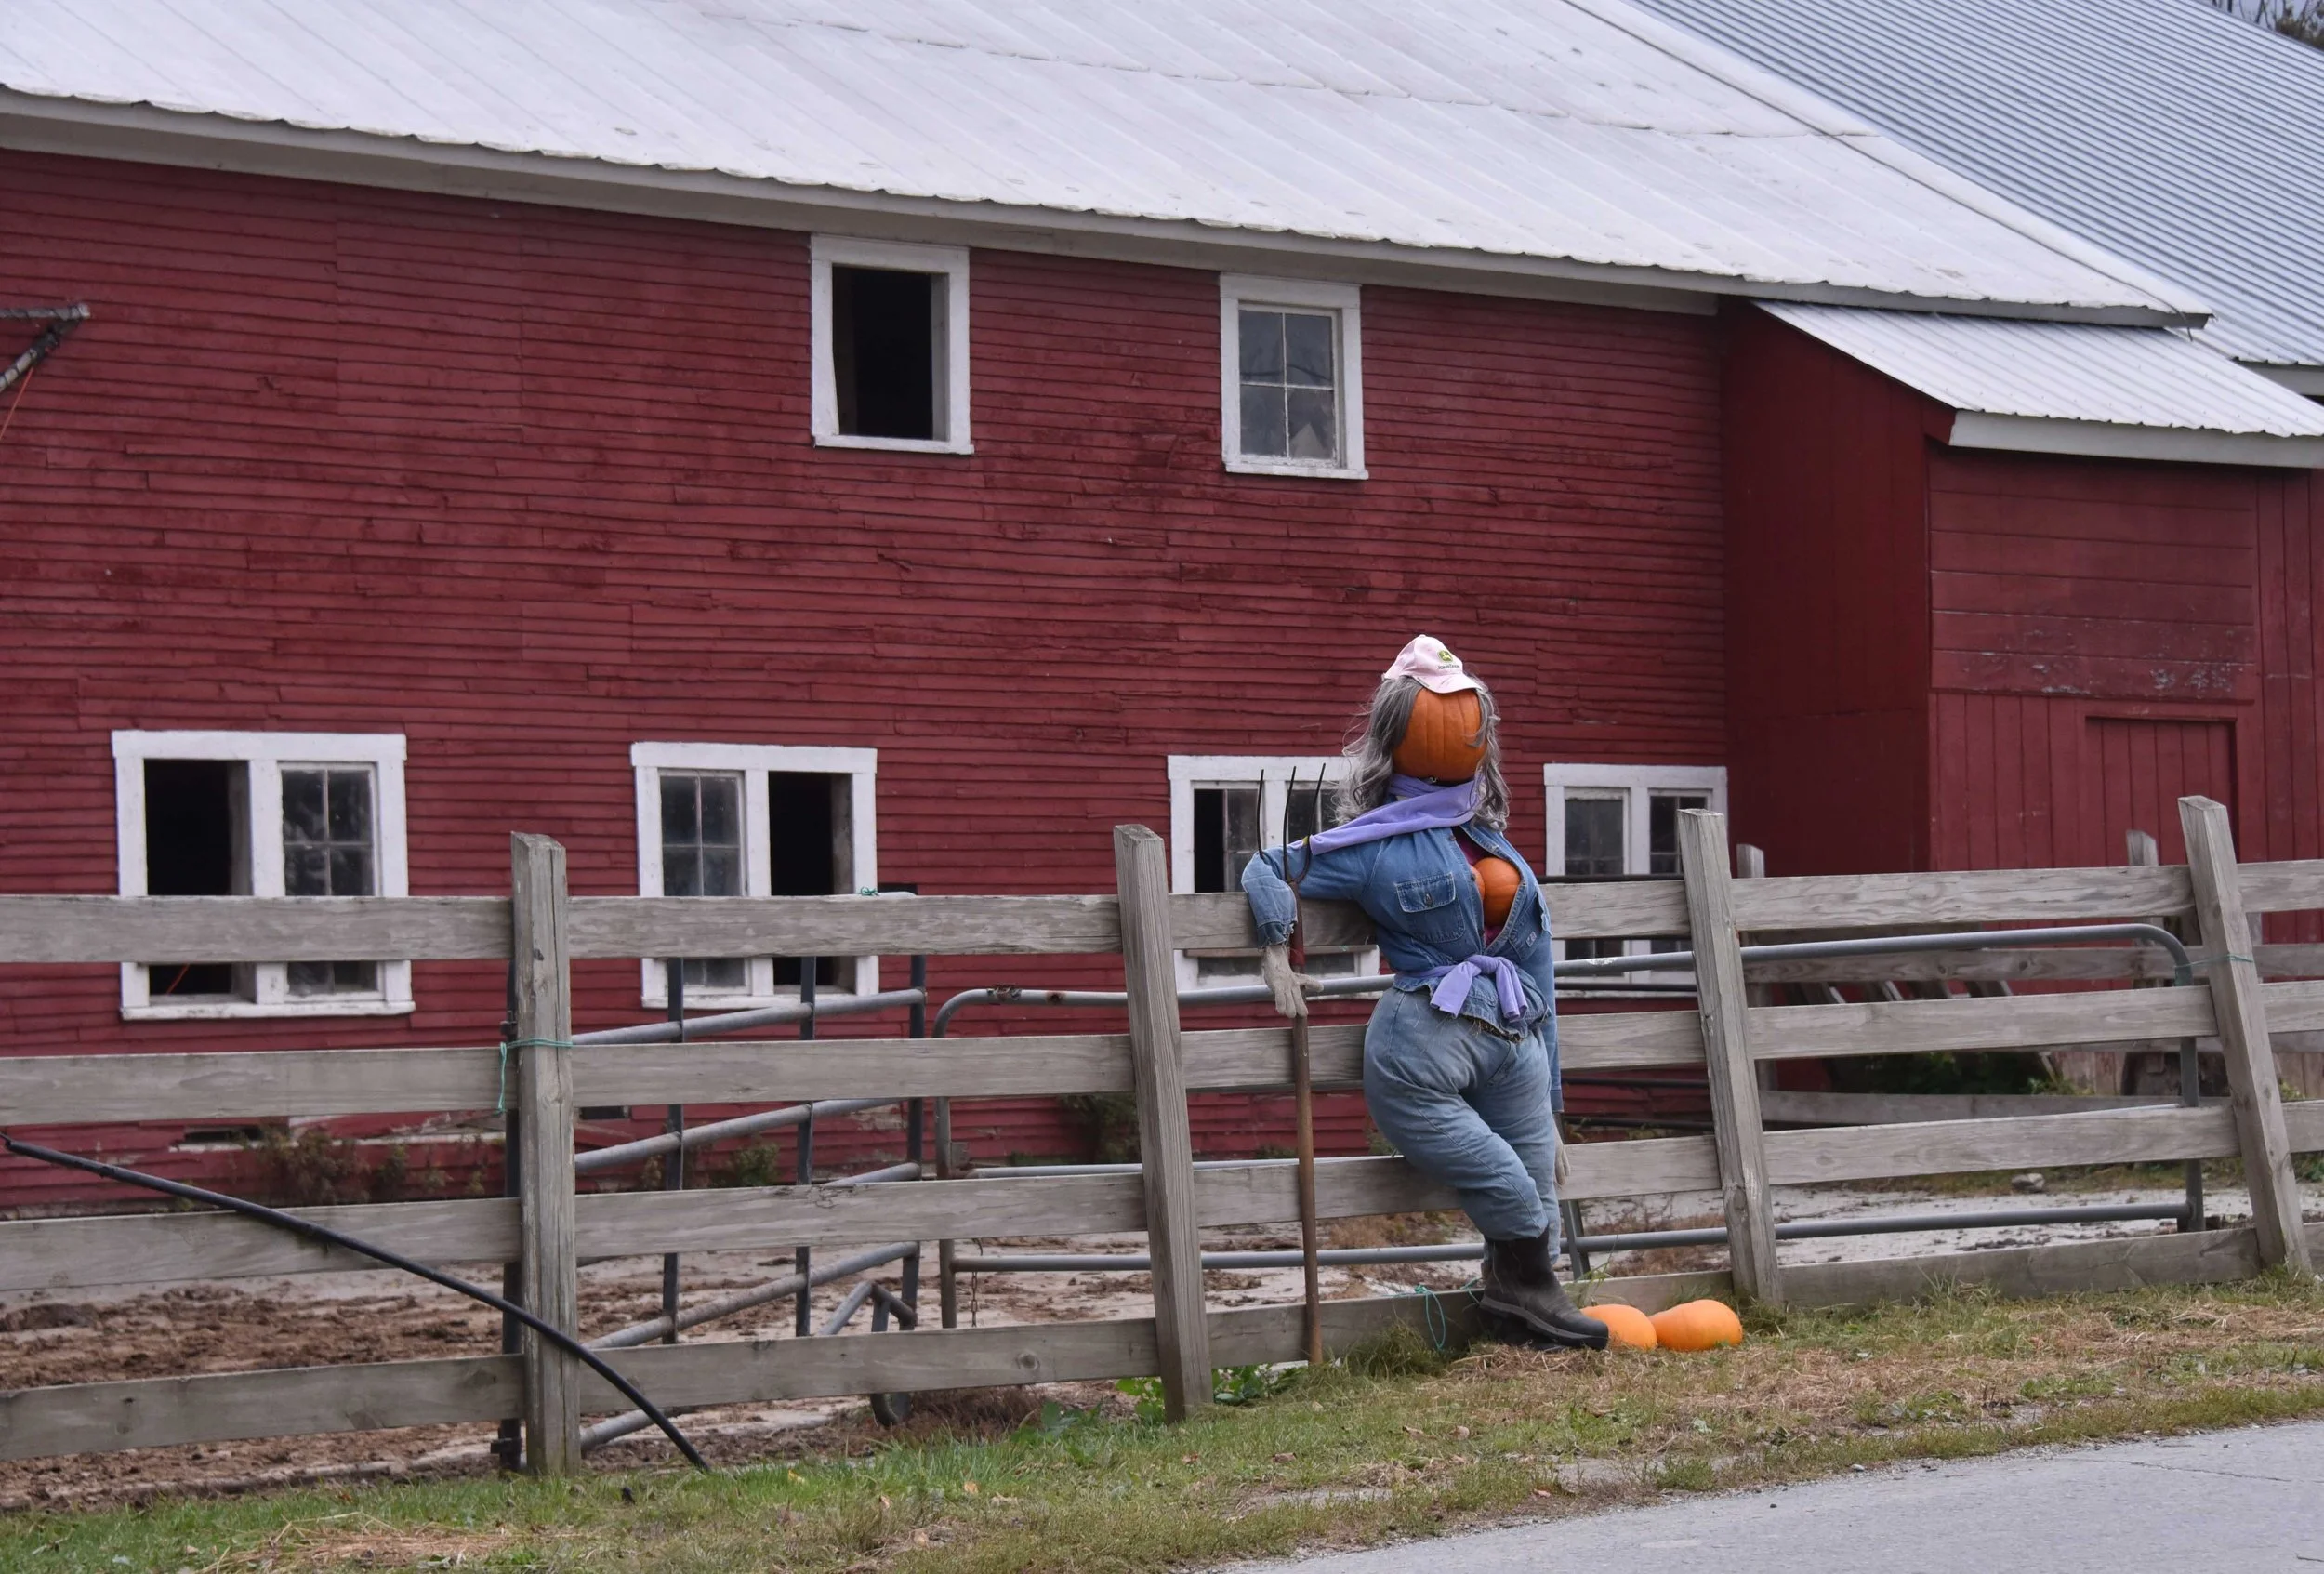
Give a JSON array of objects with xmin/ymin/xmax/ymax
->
[{"xmin": 1478, "ymin": 1228, "xmax": 1608, "ymax": 1349}]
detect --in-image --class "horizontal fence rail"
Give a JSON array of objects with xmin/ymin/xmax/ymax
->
[{"xmin": 2, "ymin": 803, "xmax": 2319, "ymax": 1473}]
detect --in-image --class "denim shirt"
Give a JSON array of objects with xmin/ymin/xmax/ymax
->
[{"xmin": 1242, "ymin": 820, "xmax": 1562, "ymax": 1108}]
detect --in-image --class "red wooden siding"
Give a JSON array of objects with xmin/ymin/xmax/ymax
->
[
  {"xmin": 2086, "ymin": 718, "xmax": 2238, "ymax": 866},
  {"xmin": 1719, "ymin": 306, "xmax": 1944, "ymax": 876},
  {"xmin": 0, "ymin": 150, "xmax": 1728, "ymax": 1203},
  {"xmin": 1925, "ymin": 449, "xmax": 2262, "ymax": 873}
]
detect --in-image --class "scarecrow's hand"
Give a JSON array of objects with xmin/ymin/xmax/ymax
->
[
  {"xmin": 1261, "ymin": 945, "xmax": 1315, "ymax": 1020},
  {"xmin": 1554, "ymin": 1131, "xmax": 1572, "ymax": 1191}
]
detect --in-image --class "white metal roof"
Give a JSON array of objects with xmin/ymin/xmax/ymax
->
[
  {"xmin": 0, "ymin": 0, "xmax": 2202, "ymax": 320},
  {"xmin": 1644, "ymin": 0, "xmax": 2324, "ymax": 376},
  {"xmin": 1763, "ymin": 303, "xmax": 2324, "ymax": 469}
]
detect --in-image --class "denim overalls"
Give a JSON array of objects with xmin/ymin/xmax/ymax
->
[{"xmin": 1243, "ymin": 821, "xmax": 1565, "ymax": 1245}]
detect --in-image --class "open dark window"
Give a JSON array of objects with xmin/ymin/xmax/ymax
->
[
  {"xmin": 832, "ymin": 266, "xmax": 941, "ymax": 441},
  {"xmin": 1191, "ymin": 786, "xmax": 1261, "ymax": 894},
  {"xmin": 770, "ymin": 772, "xmax": 846, "ymax": 989},
  {"xmin": 143, "ymin": 759, "xmax": 249, "ymax": 998}
]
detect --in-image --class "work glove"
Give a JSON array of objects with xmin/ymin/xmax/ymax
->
[
  {"xmin": 1261, "ymin": 944, "xmax": 1315, "ymax": 1020},
  {"xmin": 1553, "ymin": 1125, "xmax": 1572, "ymax": 1191}
]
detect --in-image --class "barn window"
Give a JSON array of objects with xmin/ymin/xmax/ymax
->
[
  {"xmin": 1167, "ymin": 755, "xmax": 1378, "ymax": 988},
  {"xmin": 811, "ymin": 236, "xmax": 971, "ymax": 454},
  {"xmin": 632, "ymin": 742, "xmax": 878, "ymax": 1008},
  {"xmin": 1219, "ymin": 275, "xmax": 1366, "ymax": 480},
  {"xmin": 1542, "ymin": 763, "xmax": 1726, "ymax": 979},
  {"xmin": 112, "ymin": 731, "xmax": 412, "ymax": 1020}
]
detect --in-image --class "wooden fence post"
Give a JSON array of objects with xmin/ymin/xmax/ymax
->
[
  {"xmin": 2176, "ymin": 797, "xmax": 2314, "ymax": 1275},
  {"xmin": 1113, "ymin": 825, "xmax": 1211, "ymax": 1419},
  {"xmin": 510, "ymin": 833, "xmax": 582, "ymax": 1472},
  {"xmin": 1678, "ymin": 810, "xmax": 1784, "ymax": 1306}
]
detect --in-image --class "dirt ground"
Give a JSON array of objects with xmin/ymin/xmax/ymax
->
[{"xmin": 2, "ymin": 1174, "xmax": 2304, "ymax": 1511}]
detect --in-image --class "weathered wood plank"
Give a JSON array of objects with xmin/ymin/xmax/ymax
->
[
  {"xmin": 1730, "ymin": 866, "xmax": 2194, "ymax": 931},
  {"xmin": 2286, "ymin": 1100, "xmax": 2324, "ymax": 1153},
  {"xmin": 0, "ymin": 1198, "xmax": 517, "ymax": 1291},
  {"xmin": 1169, "ymin": 893, "xmax": 1371, "ymax": 951},
  {"xmin": 566, "ymin": 895, "xmax": 1122, "ymax": 959},
  {"xmin": 1764, "ymin": 1105, "xmax": 2236, "ymax": 1186},
  {"xmin": 2234, "ymin": 859, "xmax": 2324, "ymax": 915},
  {"xmin": 1187, "ymin": 1139, "xmax": 1720, "ymax": 1228},
  {"xmin": 0, "ymin": 1047, "xmax": 500, "ymax": 1125},
  {"xmin": 569, "ymin": 1035, "xmax": 1136, "ymax": 1105},
  {"xmin": 1743, "ymin": 943, "xmax": 2324, "ymax": 985},
  {"xmin": 574, "ymin": 1173, "xmax": 1147, "ymax": 1258},
  {"xmin": 1750, "ymin": 985, "xmax": 2217, "ymax": 1061},
  {"xmin": 510, "ymin": 834, "xmax": 580, "ymax": 1475},
  {"xmin": 1558, "ymin": 1008, "xmax": 1707, "ymax": 1069},
  {"xmin": 1782, "ymin": 1225, "xmax": 2263, "ymax": 1308},
  {"xmin": 1183, "ymin": 1025, "xmax": 1365, "ymax": 1092},
  {"xmin": 0, "ymin": 1356, "xmax": 521, "ymax": 1462},
  {"xmin": 2182, "ymin": 798, "xmax": 2313, "ymax": 1273},
  {"xmin": 1681, "ymin": 811, "xmax": 1781, "ymax": 1305},
  {"xmin": 1116, "ymin": 826, "xmax": 1211, "ymax": 1421},
  {"xmin": 2259, "ymin": 978, "xmax": 2324, "ymax": 1034},
  {"xmin": 0, "ymin": 896, "xmax": 508, "ymax": 963},
  {"xmin": 1762, "ymin": 1090, "xmax": 2195, "ymax": 1126},
  {"xmin": 1169, "ymin": 883, "xmax": 1689, "ymax": 947}
]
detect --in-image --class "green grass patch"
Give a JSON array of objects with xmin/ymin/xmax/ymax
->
[{"xmin": 8, "ymin": 1275, "xmax": 2324, "ymax": 1573}]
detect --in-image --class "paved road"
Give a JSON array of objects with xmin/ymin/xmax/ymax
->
[{"xmin": 1254, "ymin": 1421, "xmax": 2324, "ymax": 1573}]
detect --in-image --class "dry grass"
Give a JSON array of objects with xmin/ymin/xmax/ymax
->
[{"xmin": 11, "ymin": 1274, "xmax": 2324, "ymax": 1574}]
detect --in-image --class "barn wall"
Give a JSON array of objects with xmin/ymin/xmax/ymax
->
[
  {"xmin": 0, "ymin": 150, "xmax": 1729, "ymax": 1203},
  {"xmin": 1923, "ymin": 449, "xmax": 2264, "ymax": 871},
  {"xmin": 1718, "ymin": 307, "xmax": 1942, "ymax": 876}
]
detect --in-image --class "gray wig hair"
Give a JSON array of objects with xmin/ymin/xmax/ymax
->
[{"xmin": 1336, "ymin": 674, "xmax": 1510, "ymax": 830}]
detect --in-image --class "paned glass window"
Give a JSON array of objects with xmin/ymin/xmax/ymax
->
[
  {"xmin": 660, "ymin": 771, "xmax": 746, "ymax": 991},
  {"xmin": 282, "ymin": 765, "xmax": 378, "ymax": 995},
  {"xmin": 1237, "ymin": 309, "xmax": 1340, "ymax": 463}
]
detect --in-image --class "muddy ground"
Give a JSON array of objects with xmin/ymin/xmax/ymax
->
[{"xmin": 0, "ymin": 1176, "xmax": 2283, "ymax": 1511}]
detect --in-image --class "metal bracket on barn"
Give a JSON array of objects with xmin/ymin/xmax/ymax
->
[{"xmin": 0, "ymin": 303, "xmax": 88, "ymax": 397}]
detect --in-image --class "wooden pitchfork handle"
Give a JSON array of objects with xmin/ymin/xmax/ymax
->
[{"xmin": 1287, "ymin": 875, "xmax": 1325, "ymax": 1369}]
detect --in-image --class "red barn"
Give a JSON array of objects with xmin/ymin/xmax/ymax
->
[{"xmin": 2, "ymin": 0, "xmax": 2320, "ymax": 1203}]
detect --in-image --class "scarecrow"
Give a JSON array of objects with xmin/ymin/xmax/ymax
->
[{"xmin": 1242, "ymin": 635, "xmax": 1605, "ymax": 1349}]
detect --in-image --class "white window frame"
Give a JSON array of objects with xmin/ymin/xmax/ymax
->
[
  {"xmin": 810, "ymin": 235, "xmax": 973, "ymax": 455},
  {"xmin": 632, "ymin": 742, "xmax": 878, "ymax": 1008},
  {"xmin": 1542, "ymin": 763, "xmax": 1727, "ymax": 974},
  {"xmin": 112, "ymin": 730, "xmax": 412, "ymax": 1020},
  {"xmin": 1219, "ymin": 275, "xmax": 1367, "ymax": 481},
  {"xmin": 1167, "ymin": 754, "xmax": 1380, "ymax": 991}
]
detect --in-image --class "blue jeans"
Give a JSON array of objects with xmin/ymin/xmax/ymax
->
[{"xmin": 1364, "ymin": 986, "xmax": 1562, "ymax": 1246}]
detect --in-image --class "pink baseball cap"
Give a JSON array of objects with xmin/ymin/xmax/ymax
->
[{"xmin": 1385, "ymin": 634, "xmax": 1482, "ymax": 695}]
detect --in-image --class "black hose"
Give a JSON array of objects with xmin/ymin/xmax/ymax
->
[{"xmin": 0, "ymin": 1132, "xmax": 708, "ymax": 1472}]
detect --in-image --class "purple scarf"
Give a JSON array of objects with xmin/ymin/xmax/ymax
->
[
  {"xmin": 1301, "ymin": 774, "xmax": 1478, "ymax": 854},
  {"xmin": 1294, "ymin": 774, "xmax": 1530, "ymax": 1027}
]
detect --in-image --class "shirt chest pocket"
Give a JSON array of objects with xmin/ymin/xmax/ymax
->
[{"xmin": 1393, "ymin": 871, "xmax": 1470, "ymax": 942}]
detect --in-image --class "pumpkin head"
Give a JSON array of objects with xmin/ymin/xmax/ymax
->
[
  {"xmin": 1648, "ymin": 1298, "xmax": 1744, "ymax": 1352},
  {"xmin": 1474, "ymin": 855, "xmax": 1520, "ymax": 928},
  {"xmin": 1578, "ymin": 1302, "xmax": 1657, "ymax": 1350},
  {"xmin": 1393, "ymin": 687, "xmax": 1486, "ymax": 782}
]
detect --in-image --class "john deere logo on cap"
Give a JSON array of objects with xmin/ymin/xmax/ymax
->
[{"xmin": 1434, "ymin": 646, "xmax": 1457, "ymax": 663}]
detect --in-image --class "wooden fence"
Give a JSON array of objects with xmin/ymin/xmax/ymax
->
[{"xmin": 1, "ymin": 800, "xmax": 2319, "ymax": 1473}]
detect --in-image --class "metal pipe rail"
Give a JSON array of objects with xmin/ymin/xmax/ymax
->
[
  {"xmin": 575, "ymin": 1096, "xmax": 899, "ymax": 1175},
  {"xmin": 573, "ymin": 987, "xmax": 926, "ymax": 1046},
  {"xmin": 950, "ymin": 1201, "xmax": 2194, "ymax": 1274}
]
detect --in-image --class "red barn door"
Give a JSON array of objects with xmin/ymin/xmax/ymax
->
[{"xmin": 2085, "ymin": 717, "xmax": 2236, "ymax": 866}]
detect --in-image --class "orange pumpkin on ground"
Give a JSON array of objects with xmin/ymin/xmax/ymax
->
[
  {"xmin": 1473, "ymin": 855, "xmax": 1520, "ymax": 927},
  {"xmin": 1393, "ymin": 688, "xmax": 1485, "ymax": 782},
  {"xmin": 1649, "ymin": 1299, "xmax": 1745, "ymax": 1352},
  {"xmin": 1578, "ymin": 1302, "xmax": 1657, "ymax": 1350}
]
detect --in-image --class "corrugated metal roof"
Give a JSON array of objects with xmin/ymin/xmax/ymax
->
[
  {"xmin": 1643, "ymin": 0, "xmax": 2324, "ymax": 371},
  {"xmin": 1763, "ymin": 304, "xmax": 2324, "ymax": 437},
  {"xmin": 0, "ymin": 0, "xmax": 2202, "ymax": 317}
]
